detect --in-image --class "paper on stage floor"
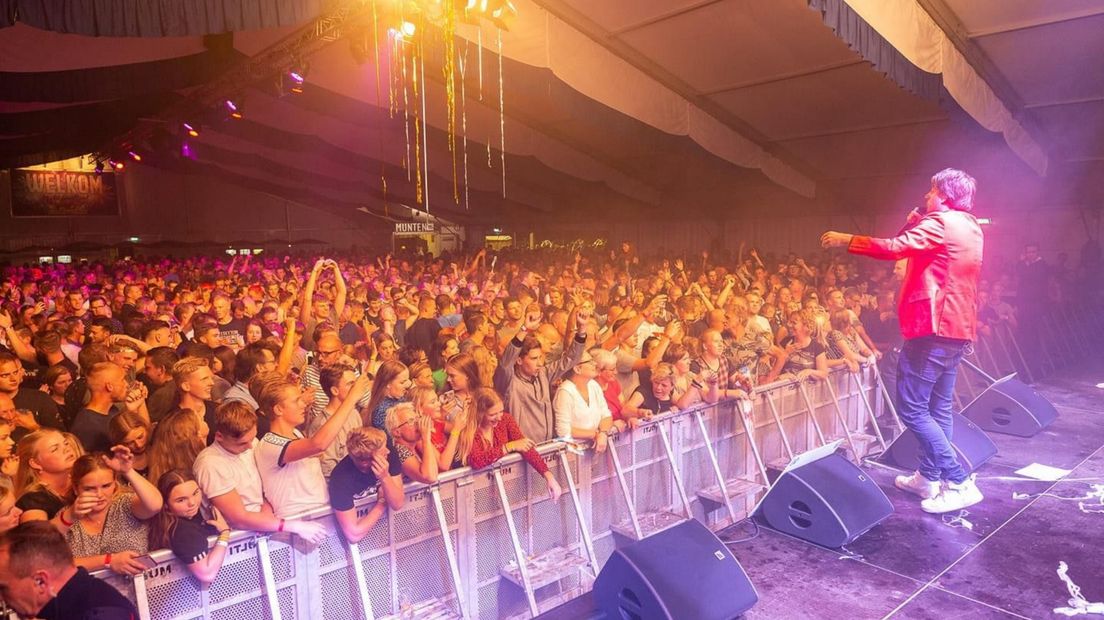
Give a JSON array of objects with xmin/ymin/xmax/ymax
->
[{"xmin": 1015, "ymin": 463, "xmax": 1072, "ymax": 481}]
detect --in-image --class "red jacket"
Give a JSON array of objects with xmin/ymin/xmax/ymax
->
[{"xmin": 848, "ymin": 210, "xmax": 983, "ymax": 341}]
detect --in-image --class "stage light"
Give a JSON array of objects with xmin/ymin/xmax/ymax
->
[
  {"xmin": 183, "ymin": 123, "xmax": 199, "ymax": 137},
  {"xmin": 289, "ymin": 71, "xmax": 305, "ymax": 84},
  {"xmin": 94, "ymin": 160, "xmax": 105, "ymax": 174},
  {"xmin": 128, "ymin": 236, "xmax": 140, "ymax": 243},
  {"xmin": 181, "ymin": 142, "xmax": 194, "ymax": 158},
  {"xmin": 128, "ymin": 151, "xmax": 142, "ymax": 162},
  {"xmin": 225, "ymin": 100, "xmax": 238, "ymax": 112},
  {"xmin": 401, "ymin": 21, "xmax": 416, "ymax": 37},
  {"xmin": 109, "ymin": 159, "xmax": 124, "ymax": 170},
  {"xmin": 1096, "ymin": 382, "xmax": 1104, "ymax": 389}
]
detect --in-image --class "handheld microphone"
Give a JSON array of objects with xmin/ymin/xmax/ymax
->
[{"xmin": 897, "ymin": 207, "xmax": 923, "ymax": 235}]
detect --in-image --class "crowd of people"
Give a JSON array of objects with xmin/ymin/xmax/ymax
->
[{"xmin": 0, "ymin": 238, "xmax": 1092, "ymax": 609}]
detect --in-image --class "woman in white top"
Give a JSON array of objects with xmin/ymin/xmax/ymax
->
[
  {"xmin": 254, "ymin": 373, "xmax": 369, "ymax": 518},
  {"xmin": 553, "ymin": 350, "xmax": 619, "ymax": 453}
]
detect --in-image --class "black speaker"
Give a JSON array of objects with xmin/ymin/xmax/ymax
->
[
  {"xmin": 756, "ymin": 452, "xmax": 893, "ymax": 548},
  {"xmin": 593, "ymin": 519, "xmax": 757, "ymax": 620},
  {"xmin": 881, "ymin": 412, "xmax": 997, "ymax": 473},
  {"xmin": 962, "ymin": 374, "xmax": 1059, "ymax": 437}
]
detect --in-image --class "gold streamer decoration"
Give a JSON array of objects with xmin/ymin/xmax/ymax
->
[
  {"xmin": 459, "ymin": 43, "xmax": 471, "ymax": 210},
  {"xmin": 375, "ymin": 1, "xmax": 517, "ymax": 212},
  {"xmin": 497, "ymin": 27, "xmax": 505, "ymax": 198}
]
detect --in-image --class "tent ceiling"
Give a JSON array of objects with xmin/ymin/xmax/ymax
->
[
  {"xmin": 941, "ymin": 0, "xmax": 1104, "ymax": 168},
  {"xmin": 1, "ymin": 0, "xmax": 1101, "ymax": 226}
]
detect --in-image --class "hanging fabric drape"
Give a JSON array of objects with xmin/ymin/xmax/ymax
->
[{"xmin": 814, "ymin": 0, "xmax": 1048, "ymax": 176}]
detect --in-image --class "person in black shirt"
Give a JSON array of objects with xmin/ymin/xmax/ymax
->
[
  {"xmin": 0, "ymin": 521, "xmax": 137, "ymax": 620},
  {"xmin": 405, "ymin": 297, "xmax": 442, "ymax": 357},
  {"xmin": 148, "ymin": 470, "xmax": 231, "ymax": 584},
  {"xmin": 0, "ymin": 353, "xmax": 62, "ymax": 432},
  {"xmin": 69, "ymin": 362, "xmax": 130, "ymax": 454},
  {"xmin": 328, "ymin": 427, "xmax": 405, "ymax": 543},
  {"xmin": 211, "ymin": 295, "xmax": 248, "ymax": 349},
  {"xmin": 13, "ymin": 429, "xmax": 78, "ymax": 522}
]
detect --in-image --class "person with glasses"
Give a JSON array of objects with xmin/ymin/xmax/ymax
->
[
  {"xmin": 299, "ymin": 333, "xmax": 369, "ymax": 416},
  {"xmin": 553, "ymin": 349, "xmax": 618, "ymax": 453},
  {"xmin": 384, "ymin": 402, "xmax": 440, "ymax": 484}
]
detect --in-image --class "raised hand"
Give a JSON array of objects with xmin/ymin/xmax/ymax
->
[
  {"xmin": 418, "ymin": 416, "xmax": 434, "ymax": 440},
  {"xmin": 103, "ymin": 445, "xmax": 135, "ymax": 474},
  {"xmin": 524, "ymin": 310, "xmax": 542, "ymax": 332}
]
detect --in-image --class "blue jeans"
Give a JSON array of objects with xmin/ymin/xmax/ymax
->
[{"xmin": 896, "ymin": 335, "xmax": 969, "ymax": 484}]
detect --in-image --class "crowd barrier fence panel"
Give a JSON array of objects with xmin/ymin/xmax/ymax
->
[{"xmin": 91, "ymin": 366, "xmax": 890, "ymax": 620}]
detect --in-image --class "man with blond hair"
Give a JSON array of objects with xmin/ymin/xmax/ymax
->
[
  {"xmin": 193, "ymin": 400, "xmax": 327, "ymax": 544},
  {"xmin": 327, "ymin": 427, "xmax": 405, "ymax": 543},
  {"xmin": 69, "ymin": 362, "xmax": 129, "ymax": 453},
  {"xmin": 173, "ymin": 357, "xmax": 217, "ymax": 444}
]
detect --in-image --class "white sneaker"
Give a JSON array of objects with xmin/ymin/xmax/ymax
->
[
  {"xmin": 921, "ymin": 474, "xmax": 983, "ymax": 514},
  {"xmin": 895, "ymin": 471, "xmax": 940, "ymax": 499}
]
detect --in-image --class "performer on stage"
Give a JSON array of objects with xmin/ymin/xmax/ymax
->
[{"xmin": 820, "ymin": 168, "xmax": 984, "ymax": 514}]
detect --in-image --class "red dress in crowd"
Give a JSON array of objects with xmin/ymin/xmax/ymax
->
[
  {"xmin": 431, "ymin": 419, "xmax": 447, "ymax": 453},
  {"xmin": 467, "ymin": 411, "xmax": 549, "ymax": 475}
]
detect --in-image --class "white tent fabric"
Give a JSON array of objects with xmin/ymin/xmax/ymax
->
[
  {"xmin": 455, "ymin": 1, "xmax": 818, "ymax": 198},
  {"xmin": 843, "ymin": 0, "xmax": 1048, "ymax": 175}
]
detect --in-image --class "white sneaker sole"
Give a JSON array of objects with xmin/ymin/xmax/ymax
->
[
  {"xmin": 895, "ymin": 477, "xmax": 939, "ymax": 500},
  {"xmin": 920, "ymin": 493, "xmax": 984, "ymax": 514}
]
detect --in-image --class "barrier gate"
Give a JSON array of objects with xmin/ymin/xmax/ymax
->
[{"xmin": 93, "ymin": 364, "xmax": 894, "ymax": 620}]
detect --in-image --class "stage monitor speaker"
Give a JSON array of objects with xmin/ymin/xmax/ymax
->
[
  {"xmin": 755, "ymin": 452, "xmax": 893, "ymax": 548},
  {"xmin": 593, "ymin": 519, "xmax": 758, "ymax": 620},
  {"xmin": 881, "ymin": 412, "xmax": 997, "ymax": 473},
  {"xmin": 962, "ymin": 374, "xmax": 1058, "ymax": 437}
]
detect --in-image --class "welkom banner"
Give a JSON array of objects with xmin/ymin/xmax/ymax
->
[{"xmin": 9, "ymin": 168, "xmax": 120, "ymax": 217}]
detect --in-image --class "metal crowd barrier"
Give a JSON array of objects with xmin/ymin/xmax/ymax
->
[
  {"xmin": 951, "ymin": 299, "xmax": 1104, "ymax": 406},
  {"xmin": 92, "ymin": 365, "xmax": 893, "ymax": 620}
]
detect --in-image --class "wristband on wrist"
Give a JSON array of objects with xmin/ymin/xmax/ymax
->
[
  {"xmin": 104, "ymin": 553, "xmax": 112, "ymax": 568},
  {"xmin": 216, "ymin": 539, "xmax": 229, "ymax": 548},
  {"xmin": 278, "ymin": 519, "xmax": 285, "ymax": 533},
  {"xmin": 59, "ymin": 509, "xmax": 73, "ymax": 527}
]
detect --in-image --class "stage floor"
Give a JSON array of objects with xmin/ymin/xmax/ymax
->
[{"xmin": 539, "ymin": 361, "xmax": 1104, "ymax": 619}]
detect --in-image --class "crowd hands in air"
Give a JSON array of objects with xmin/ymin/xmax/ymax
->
[{"xmin": 0, "ymin": 240, "xmax": 1072, "ymax": 586}]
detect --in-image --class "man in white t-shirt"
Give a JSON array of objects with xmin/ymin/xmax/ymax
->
[{"xmin": 193, "ymin": 400, "xmax": 326, "ymax": 542}]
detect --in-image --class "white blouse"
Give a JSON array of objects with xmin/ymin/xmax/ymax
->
[{"xmin": 553, "ymin": 379, "xmax": 612, "ymax": 440}]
